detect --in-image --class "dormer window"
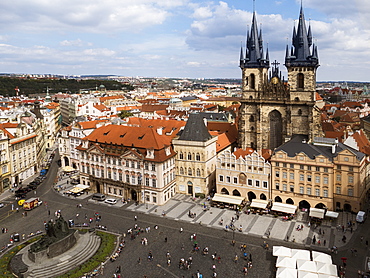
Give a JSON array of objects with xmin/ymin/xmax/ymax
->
[
  {"xmin": 146, "ymin": 149, "xmax": 154, "ymax": 159},
  {"xmin": 165, "ymin": 146, "xmax": 171, "ymax": 156}
]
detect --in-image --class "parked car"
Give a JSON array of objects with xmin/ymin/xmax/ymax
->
[
  {"xmin": 0, "ymin": 203, "xmax": 4, "ymax": 208},
  {"xmin": 104, "ymin": 198, "xmax": 117, "ymax": 205}
]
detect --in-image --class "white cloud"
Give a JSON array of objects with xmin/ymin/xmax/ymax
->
[{"xmin": 0, "ymin": 0, "xmax": 182, "ymax": 33}]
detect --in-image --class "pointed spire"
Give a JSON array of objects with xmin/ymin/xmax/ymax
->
[
  {"xmin": 240, "ymin": 43, "xmax": 245, "ymax": 67},
  {"xmin": 240, "ymin": 8, "xmax": 269, "ymax": 69},
  {"xmin": 266, "ymin": 46, "xmax": 269, "ymax": 62},
  {"xmin": 285, "ymin": 3, "xmax": 319, "ymax": 68},
  {"xmin": 285, "ymin": 45, "xmax": 289, "ymax": 60},
  {"xmin": 307, "ymin": 24, "xmax": 312, "ymax": 46}
]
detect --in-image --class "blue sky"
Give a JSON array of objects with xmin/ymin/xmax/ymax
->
[{"xmin": 0, "ymin": 0, "xmax": 369, "ymax": 81}]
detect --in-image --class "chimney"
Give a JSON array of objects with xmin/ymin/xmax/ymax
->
[
  {"xmin": 157, "ymin": 127, "xmax": 163, "ymax": 135},
  {"xmin": 203, "ymin": 117, "xmax": 207, "ymax": 127}
]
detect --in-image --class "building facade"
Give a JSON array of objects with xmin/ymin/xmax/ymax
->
[
  {"xmin": 216, "ymin": 149, "xmax": 271, "ymax": 201},
  {"xmin": 238, "ymin": 6, "xmax": 322, "ymax": 150},
  {"xmin": 271, "ymin": 136, "xmax": 369, "ymax": 212},
  {"xmin": 173, "ymin": 113, "xmax": 217, "ymax": 197},
  {"xmin": 76, "ymin": 124, "xmax": 176, "ymax": 205}
]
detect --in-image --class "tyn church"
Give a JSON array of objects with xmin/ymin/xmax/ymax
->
[{"xmin": 238, "ymin": 5, "xmax": 323, "ymax": 150}]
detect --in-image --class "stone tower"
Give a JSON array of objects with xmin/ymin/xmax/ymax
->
[{"xmin": 238, "ymin": 5, "xmax": 322, "ymax": 150}]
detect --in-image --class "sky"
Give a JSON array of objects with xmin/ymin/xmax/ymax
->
[{"xmin": 0, "ymin": 0, "xmax": 369, "ymax": 81}]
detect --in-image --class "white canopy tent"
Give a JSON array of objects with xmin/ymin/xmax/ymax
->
[
  {"xmin": 271, "ymin": 202, "xmax": 297, "ymax": 214},
  {"xmin": 309, "ymin": 208, "xmax": 325, "ymax": 219},
  {"xmin": 273, "ymin": 246, "xmax": 292, "ymax": 257},
  {"xmin": 312, "ymin": 251, "xmax": 332, "ymax": 264},
  {"xmin": 325, "ymin": 211, "xmax": 339, "ymax": 218},
  {"xmin": 316, "ymin": 262, "xmax": 337, "ymax": 276},
  {"xmin": 276, "ymin": 256, "xmax": 297, "ymax": 269},
  {"xmin": 297, "ymin": 260, "xmax": 317, "ymax": 272},
  {"xmin": 318, "ymin": 274, "xmax": 338, "ymax": 278},
  {"xmin": 277, "ymin": 267, "xmax": 298, "ymax": 278},
  {"xmin": 69, "ymin": 184, "xmax": 90, "ymax": 194},
  {"xmin": 250, "ymin": 199, "xmax": 269, "ymax": 209},
  {"xmin": 292, "ymin": 249, "xmax": 311, "ymax": 261},
  {"xmin": 211, "ymin": 194, "xmax": 245, "ymax": 206},
  {"xmin": 298, "ymin": 271, "xmax": 319, "ymax": 278}
]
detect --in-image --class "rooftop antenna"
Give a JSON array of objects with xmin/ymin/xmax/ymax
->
[{"xmin": 253, "ymin": 0, "xmax": 256, "ymax": 13}]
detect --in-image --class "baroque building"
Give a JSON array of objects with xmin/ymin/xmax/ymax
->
[
  {"xmin": 271, "ymin": 135, "xmax": 370, "ymax": 213},
  {"xmin": 238, "ymin": 5, "xmax": 322, "ymax": 150},
  {"xmin": 76, "ymin": 124, "xmax": 176, "ymax": 205}
]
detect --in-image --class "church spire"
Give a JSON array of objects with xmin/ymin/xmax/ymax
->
[
  {"xmin": 285, "ymin": 3, "xmax": 319, "ymax": 68},
  {"xmin": 240, "ymin": 8, "xmax": 269, "ymax": 69}
]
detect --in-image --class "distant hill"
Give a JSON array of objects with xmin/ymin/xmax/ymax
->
[{"xmin": 0, "ymin": 76, "xmax": 132, "ymax": 96}]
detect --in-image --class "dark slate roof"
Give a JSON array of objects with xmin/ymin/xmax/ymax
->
[
  {"xmin": 199, "ymin": 112, "xmax": 228, "ymax": 122},
  {"xmin": 178, "ymin": 113, "xmax": 212, "ymax": 142},
  {"xmin": 240, "ymin": 12, "xmax": 269, "ymax": 69},
  {"xmin": 180, "ymin": 96, "xmax": 198, "ymax": 101},
  {"xmin": 285, "ymin": 5, "xmax": 319, "ymax": 68},
  {"xmin": 275, "ymin": 134, "xmax": 365, "ymax": 161}
]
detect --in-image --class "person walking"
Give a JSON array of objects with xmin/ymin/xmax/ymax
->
[{"xmin": 234, "ymin": 254, "xmax": 238, "ymax": 263}]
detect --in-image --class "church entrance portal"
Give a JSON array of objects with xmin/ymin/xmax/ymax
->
[{"xmin": 269, "ymin": 110, "xmax": 283, "ymax": 149}]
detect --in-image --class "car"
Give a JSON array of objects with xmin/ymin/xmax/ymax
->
[
  {"xmin": 104, "ymin": 198, "xmax": 117, "ymax": 205},
  {"xmin": 27, "ymin": 185, "xmax": 37, "ymax": 190},
  {"xmin": 0, "ymin": 203, "xmax": 4, "ymax": 208}
]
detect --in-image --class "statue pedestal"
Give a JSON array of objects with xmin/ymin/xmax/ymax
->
[{"xmin": 28, "ymin": 230, "xmax": 79, "ymax": 263}]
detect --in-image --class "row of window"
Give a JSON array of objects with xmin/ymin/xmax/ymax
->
[
  {"xmin": 275, "ymin": 162, "xmax": 354, "ymax": 172},
  {"xmin": 275, "ymin": 183, "xmax": 329, "ymax": 197},
  {"xmin": 179, "ymin": 167, "xmax": 202, "ymax": 177},
  {"xmin": 275, "ymin": 171, "xmax": 353, "ymax": 184},
  {"xmin": 219, "ymin": 175, "xmax": 268, "ymax": 188},
  {"xmin": 275, "ymin": 163, "xmax": 329, "ymax": 172},
  {"xmin": 179, "ymin": 152, "xmax": 201, "ymax": 161}
]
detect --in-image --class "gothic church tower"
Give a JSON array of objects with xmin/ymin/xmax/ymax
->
[{"xmin": 238, "ymin": 4, "xmax": 322, "ymax": 150}]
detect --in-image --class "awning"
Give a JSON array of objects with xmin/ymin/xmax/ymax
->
[
  {"xmin": 211, "ymin": 193, "xmax": 245, "ymax": 206},
  {"xmin": 63, "ymin": 166, "xmax": 75, "ymax": 172},
  {"xmin": 325, "ymin": 211, "xmax": 339, "ymax": 218},
  {"xmin": 309, "ymin": 208, "xmax": 325, "ymax": 219},
  {"xmin": 271, "ymin": 202, "xmax": 297, "ymax": 214},
  {"xmin": 69, "ymin": 184, "xmax": 90, "ymax": 194},
  {"xmin": 250, "ymin": 199, "xmax": 269, "ymax": 209}
]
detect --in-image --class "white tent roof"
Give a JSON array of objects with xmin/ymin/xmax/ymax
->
[
  {"xmin": 309, "ymin": 208, "xmax": 325, "ymax": 219},
  {"xmin": 277, "ymin": 256, "xmax": 297, "ymax": 269},
  {"xmin": 297, "ymin": 260, "xmax": 317, "ymax": 272},
  {"xmin": 318, "ymin": 274, "xmax": 338, "ymax": 278},
  {"xmin": 211, "ymin": 193, "xmax": 245, "ymax": 205},
  {"xmin": 292, "ymin": 249, "xmax": 311, "ymax": 261},
  {"xmin": 298, "ymin": 271, "xmax": 319, "ymax": 278},
  {"xmin": 316, "ymin": 263, "xmax": 337, "ymax": 276},
  {"xmin": 273, "ymin": 246, "xmax": 292, "ymax": 257},
  {"xmin": 277, "ymin": 267, "xmax": 298, "ymax": 278},
  {"xmin": 325, "ymin": 211, "xmax": 339, "ymax": 218},
  {"xmin": 250, "ymin": 199, "xmax": 269, "ymax": 209},
  {"xmin": 312, "ymin": 251, "xmax": 332, "ymax": 264},
  {"xmin": 271, "ymin": 202, "xmax": 297, "ymax": 214}
]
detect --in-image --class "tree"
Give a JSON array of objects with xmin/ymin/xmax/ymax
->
[{"xmin": 118, "ymin": 111, "xmax": 134, "ymax": 119}]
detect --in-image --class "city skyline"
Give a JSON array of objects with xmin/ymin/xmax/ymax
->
[{"xmin": 0, "ymin": 0, "xmax": 368, "ymax": 81}]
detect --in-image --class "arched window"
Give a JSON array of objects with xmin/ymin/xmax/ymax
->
[
  {"xmin": 250, "ymin": 74, "xmax": 255, "ymax": 90},
  {"xmin": 188, "ymin": 168, "xmax": 192, "ymax": 176},
  {"xmin": 297, "ymin": 73, "xmax": 304, "ymax": 89},
  {"xmin": 187, "ymin": 153, "xmax": 192, "ymax": 160},
  {"xmin": 196, "ymin": 153, "xmax": 201, "ymax": 161},
  {"xmin": 249, "ymin": 115, "xmax": 255, "ymax": 122},
  {"xmin": 179, "ymin": 152, "xmax": 184, "ymax": 159},
  {"xmin": 196, "ymin": 168, "xmax": 201, "ymax": 177},
  {"xmin": 179, "ymin": 167, "xmax": 184, "ymax": 175},
  {"xmin": 298, "ymin": 109, "xmax": 302, "ymax": 116}
]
